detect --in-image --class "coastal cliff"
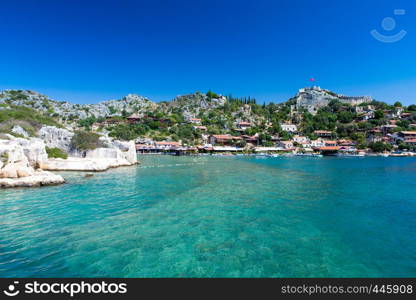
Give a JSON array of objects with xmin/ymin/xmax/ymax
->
[
  {"xmin": 40, "ymin": 140, "xmax": 137, "ymax": 171},
  {"xmin": 0, "ymin": 128, "xmax": 138, "ymax": 188},
  {"xmin": 0, "ymin": 137, "xmax": 65, "ymax": 188}
]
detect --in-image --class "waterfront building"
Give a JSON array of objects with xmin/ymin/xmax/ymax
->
[
  {"xmin": 209, "ymin": 134, "xmax": 242, "ymax": 145},
  {"xmin": 277, "ymin": 140, "xmax": 294, "ymax": 150},
  {"xmin": 324, "ymin": 140, "xmax": 338, "ymax": 146},
  {"xmin": 310, "ymin": 138, "xmax": 325, "ymax": 148},
  {"xmin": 293, "ymin": 135, "xmax": 309, "ymax": 144},
  {"xmin": 155, "ymin": 141, "xmax": 182, "ymax": 150}
]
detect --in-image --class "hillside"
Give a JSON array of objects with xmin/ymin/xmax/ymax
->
[{"xmin": 1, "ymin": 87, "xmax": 416, "ymax": 151}]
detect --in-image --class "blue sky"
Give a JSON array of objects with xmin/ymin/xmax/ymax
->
[{"xmin": 0, "ymin": 0, "xmax": 415, "ymax": 104}]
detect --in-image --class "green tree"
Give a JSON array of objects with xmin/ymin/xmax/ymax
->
[
  {"xmin": 70, "ymin": 131, "xmax": 103, "ymax": 151},
  {"xmin": 368, "ymin": 142, "xmax": 392, "ymax": 152}
]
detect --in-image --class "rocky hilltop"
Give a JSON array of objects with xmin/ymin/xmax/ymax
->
[
  {"xmin": 0, "ymin": 90, "xmax": 155, "ymax": 121},
  {"xmin": 295, "ymin": 86, "xmax": 372, "ymax": 114}
]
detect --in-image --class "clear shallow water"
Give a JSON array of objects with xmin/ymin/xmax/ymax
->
[{"xmin": 1, "ymin": 155, "xmax": 416, "ymax": 277}]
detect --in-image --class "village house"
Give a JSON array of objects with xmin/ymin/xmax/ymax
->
[
  {"xmin": 367, "ymin": 135, "xmax": 383, "ymax": 143},
  {"xmin": 404, "ymin": 139, "xmax": 416, "ymax": 147},
  {"xmin": 193, "ymin": 125, "xmax": 207, "ymax": 131},
  {"xmin": 394, "ymin": 131, "xmax": 416, "ymax": 141},
  {"xmin": 310, "ymin": 138, "xmax": 325, "ymax": 148},
  {"xmin": 241, "ymin": 135, "xmax": 258, "ymax": 145},
  {"xmin": 126, "ymin": 113, "xmax": 141, "ymax": 124},
  {"xmin": 277, "ymin": 140, "xmax": 294, "ymax": 150},
  {"xmin": 381, "ymin": 124, "xmax": 398, "ymax": 135},
  {"xmin": 189, "ymin": 118, "xmax": 202, "ymax": 125},
  {"xmin": 102, "ymin": 117, "xmax": 125, "ymax": 126},
  {"xmin": 338, "ymin": 139, "xmax": 355, "ymax": 146},
  {"xmin": 314, "ymin": 130, "xmax": 333, "ymax": 139},
  {"xmin": 236, "ymin": 121, "xmax": 252, "ymax": 131},
  {"xmin": 400, "ymin": 112, "xmax": 414, "ymax": 120},
  {"xmin": 154, "ymin": 141, "xmax": 182, "ymax": 150},
  {"xmin": 292, "ymin": 135, "xmax": 309, "ymax": 144},
  {"xmin": 356, "ymin": 111, "xmax": 375, "ymax": 121},
  {"xmin": 384, "ymin": 108, "xmax": 403, "ymax": 119},
  {"xmin": 209, "ymin": 134, "xmax": 242, "ymax": 145},
  {"xmin": 324, "ymin": 140, "xmax": 338, "ymax": 147},
  {"xmin": 355, "ymin": 105, "xmax": 375, "ymax": 114},
  {"xmin": 280, "ymin": 123, "xmax": 298, "ymax": 133}
]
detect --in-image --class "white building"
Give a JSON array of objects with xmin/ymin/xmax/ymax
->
[
  {"xmin": 189, "ymin": 118, "xmax": 202, "ymax": 125},
  {"xmin": 292, "ymin": 135, "xmax": 309, "ymax": 144},
  {"xmin": 277, "ymin": 140, "xmax": 294, "ymax": 150},
  {"xmin": 236, "ymin": 121, "xmax": 252, "ymax": 130},
  {"xmin": 280, "ymin": 124, "xmax": 298, "ymax": 132},
  {"xmin": 310, "ymin": 138, "xmax": 325, "ymax": 148}
]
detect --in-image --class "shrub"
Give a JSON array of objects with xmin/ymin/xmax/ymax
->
[
  {"xmin": 0, "ymin": 105, "xmax": 62, "ymax": 135},
  {"xmin": 206, "ymin": 90, "xmax": 220, "ymax": 99},
  {"xmin": 369, "ymin": 142, "xmax": 392, "ymax": 152},
  {"xmin": 46, "ymin": 147, "xmax": 68, "ymax": 159},
  {"xmin": 70, "ymin": 131, "xmax": 103, "ymax": 151},
  {"xmin": 108, "ymin": 124, "xmax": 138, "ymax": 141},
  {"xmin": 0, "ymin": 152, "xmax": 9, "ymax": 163}
]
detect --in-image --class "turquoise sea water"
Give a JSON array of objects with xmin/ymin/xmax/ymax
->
[{"xmin": 1, "ymin": 155, "xmax": 416, "ymax": 277}]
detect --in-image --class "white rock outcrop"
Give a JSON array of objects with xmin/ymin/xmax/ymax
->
[
  {"xmin": 41, "ymin": 140, "xmax": 137, "ymax": 171},
  {"xmin": 0, "ymin": 129, "xmax": 138, "ymax": 187},
  {"xmin": 14, "ymin": 137, "xmax": 48, "ymax": 167},
  {"xmin": 38, "ymin": 126, "xmax": 74, "ymax": 153},
  {"xmin": 0, "ymin": 139, "xmax": 64, "ymax": 188},
  {"xmin": 11, "ymin": 125, "xmax": 29, "ymax": 137},
  {"xmin": 0, "ymin": 170, "xmax": 65, "ymax": 188}
]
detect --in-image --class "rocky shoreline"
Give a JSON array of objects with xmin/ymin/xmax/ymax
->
[{"xmin": 0, "ymin": 127, "xmax": 138, "ymax": 188}]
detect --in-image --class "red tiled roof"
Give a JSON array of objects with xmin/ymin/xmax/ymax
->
[
  {"xmin": 314, "ymin": 130, "xmax": 332, "ymax": 134},
  {"xmin": 155, "ymin": 141, "xmax": 181, "ymax": 146},
  {"xmin": 127, "ymin": 113, "xmax": 141, "ymax": 119},
  {"xmin": 319, "ymin": 146, "xmax": 342, "ymax": 151},
  {"xmin": 212, "ymin": 135, "xmax": 242, "ymax": 140}
]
